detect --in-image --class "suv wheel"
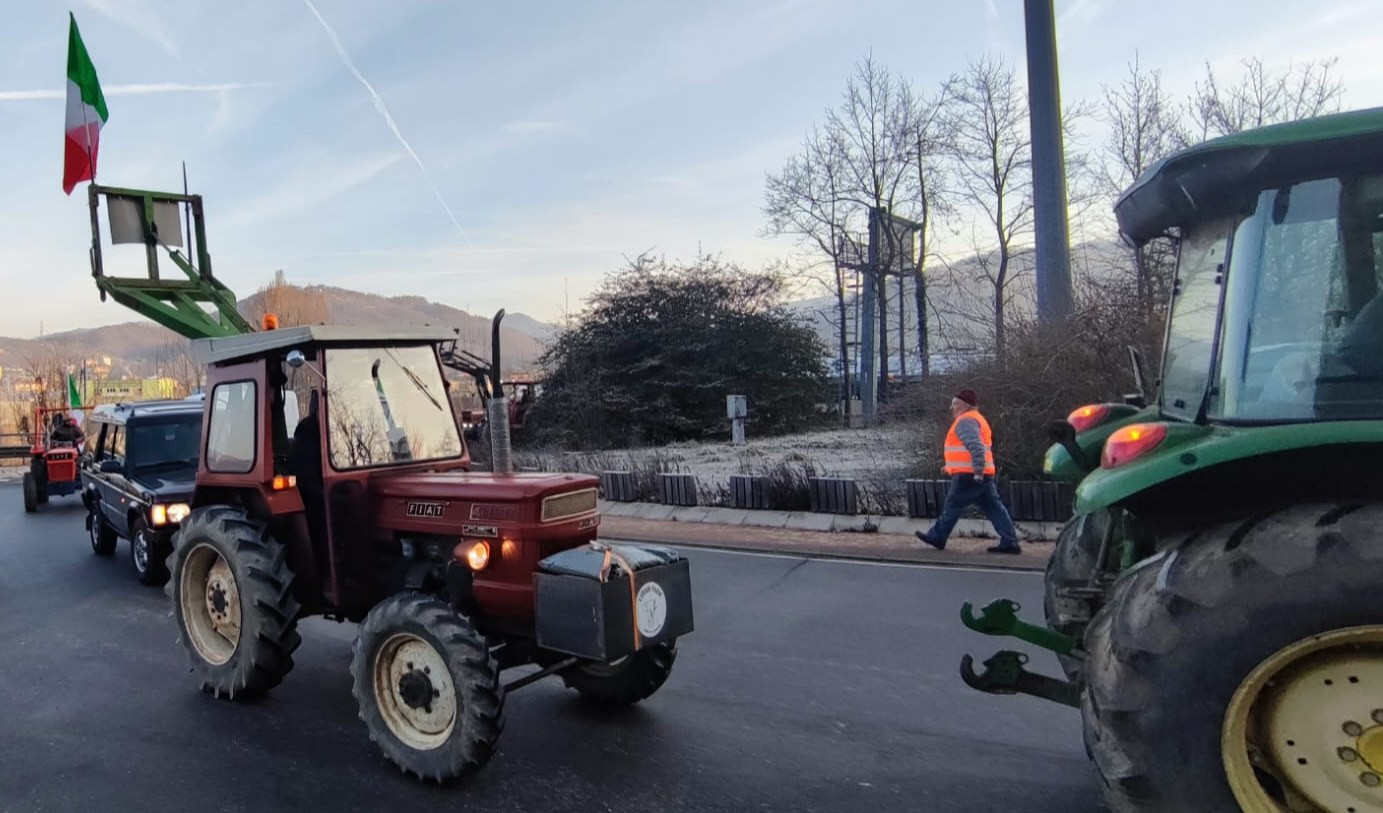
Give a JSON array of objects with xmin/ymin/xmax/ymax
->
[
  {"xmin": 130, "ymin": 516, "xmax": 169, "ymax": 586},
  {"xmin": 88, "ymin": 507, "xmax": 117, "ymax": 556}
]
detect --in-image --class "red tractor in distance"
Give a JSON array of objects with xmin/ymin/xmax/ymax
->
[{"xmin": 23, "ymin": 405, "xmax": 92, "ymax": 513}]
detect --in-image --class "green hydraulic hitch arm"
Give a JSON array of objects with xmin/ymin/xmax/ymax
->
[
  {"xmin": 87, "ymin": 184, "xmax": 252, "ymax": 340},
  {"xmin": 959, "ymin": 651, "xmax": 1078, "ymax": 708},
  {"xmin": 960, "ymin": 599, "xmax": 1081, "ymax": 657}
]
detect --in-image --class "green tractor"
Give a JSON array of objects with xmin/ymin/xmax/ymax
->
[{"xmin": 959, "ymin": 107, "xmax": 1383, "ymax": 812}]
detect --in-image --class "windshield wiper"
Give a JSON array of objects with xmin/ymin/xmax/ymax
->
[{"xmin": 385, "ymin": 348, "xmax": 444, "ymax": 411}]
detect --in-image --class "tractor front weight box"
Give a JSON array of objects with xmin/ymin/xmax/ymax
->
[{"xmin": 534, "ymin": 545, "xmax": 693, "ymax": 662}]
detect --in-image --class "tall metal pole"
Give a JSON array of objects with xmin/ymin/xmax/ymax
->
[
  {"xmin": 858, "ymin": 208, "xmax": 879, "ymax": 422},
  {"xmin": 1024, "ymin": 0, "xmax": 1073, "ymax": 321}
]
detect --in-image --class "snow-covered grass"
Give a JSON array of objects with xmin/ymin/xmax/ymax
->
[{"xmin": 518, "ymin": 424, "xmax": 935, "ymax": 514}]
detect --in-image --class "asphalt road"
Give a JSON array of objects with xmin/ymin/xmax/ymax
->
[{"xmin": 0, "ymin": 487, "xmax": 1102, "ymax": 813}]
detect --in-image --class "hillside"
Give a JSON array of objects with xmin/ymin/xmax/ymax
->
[{"xmin": 0, "ymin": 288, "xmax": 554, "ymax": 379}]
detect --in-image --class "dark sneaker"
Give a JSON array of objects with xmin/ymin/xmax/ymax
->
[
  {"xmin": 915, "ymin": 531, "xmax": 946, "ymax": 551},
  {"xmin": 986, "ymin": 544, "xmax": 1022, "ymax": 555}
]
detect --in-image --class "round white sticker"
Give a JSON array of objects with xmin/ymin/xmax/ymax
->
[{"xmin": 635, "ymin": 582, "xmax": 668, "ymax": 639}]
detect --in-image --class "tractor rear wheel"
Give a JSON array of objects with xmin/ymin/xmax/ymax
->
[
  {"xmin": 351, "ymin": 593, "xmax": 504, "ymax": 782},
  {"xmin": 561, "ymin": 643, "xmax": 678, "ymax": 706},
  {"xmin": 167, "ymin": 506, "xmax": 301, "ymax": 699},
  {"xmin": 1081, "ymin": 504, "xmax": 1383, "ymax": 813},
  {"xmin": 22, "ymin": 473, "xmax": 36, "ymax": 513}
]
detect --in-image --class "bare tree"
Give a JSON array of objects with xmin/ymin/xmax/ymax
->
[
  {"xmin": 1100, "ymin": 56, "xmax": 1189, "ymax": 309},
  {"xmin": 1190, "ymin": 57, "xmax": 1344, "ymax": 139},
  {"xmin": 767, "ymin": 56, "xmax": 944, "ymax": 405},
  {"xmin": 157, "ymin": 336, "xmax": 204, "ymax": 396},
  {"xmin": 243, "ymin": 269, "xmax": 329, "ymax": 328},
  {"xmin": 943, "ymin": 56, "xmax": 1033, "ymax": 358}
]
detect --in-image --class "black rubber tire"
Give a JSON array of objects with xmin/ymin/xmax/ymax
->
[
  {"xmin": 22, "ymin": 473, "xmax": 37, "ymax": 513},
  {"xmin": 1043, "ymin": 512, "xmax": 1108, "ymax": 681},
  {"xmin": 561, "ymin": 642, "xmax": 678, "ymax": 706},
  {"xmin": 166, "ymin": 506, "xmax": 301, "ymax": 699},
  {"xmin": 1081, "ymin": 503, "xmax": 1383, "ymax": 813},
  {"xmin": 88, "ymin": 507, "xmax": 117, "ymax": 556},
  {"xmin": 351, "ymin": 593, "xmax": 504, "ymax": 783},
  {"xmin": 130, "ymin": 516, "xmax": 169, "ymax": 587},
  {"xmin": 30, "ymin": 457, "xmax": 47, "ymax": 503}
]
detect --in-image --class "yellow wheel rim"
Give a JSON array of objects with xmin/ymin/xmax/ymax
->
[{"xmin": 1224, "ymin": 625, "xmax": 1383, "ymax": 813}]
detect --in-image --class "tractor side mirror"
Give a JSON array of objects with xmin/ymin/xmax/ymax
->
[
  {"xmin": 286, "ymin": 349, "xmax": 306, "ymax": 368},
  {"xmin": 99, "ymin": 459, "xmax": 122, "ymax": 474}
]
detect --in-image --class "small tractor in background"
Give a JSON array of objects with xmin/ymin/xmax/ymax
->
[
  {"xmin": 957, "ymin": 107, "xmax": 1383, "ymax": 812},
  {"xmin": 23, "ymin": 405, "xmax": 92, "ymax": 513},
  {"xmin": 439, "ymin": 335, "xmax": 539, "ymax": 443},
  {"xmin": 73, "ymin": 182, "xmax": 695, "ymax": 782}
]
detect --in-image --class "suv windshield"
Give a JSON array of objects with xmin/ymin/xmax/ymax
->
[
  {"xmin": 1212, "ymin": 173, "xmax": 1383, "ymax": 421},
  {"xmin": 127, "ymin": 415, "xmax": 203, "ymax": 473},
  {"xmin": 325, "ymin": 345, "xmax": 462, "ymax": 469}
]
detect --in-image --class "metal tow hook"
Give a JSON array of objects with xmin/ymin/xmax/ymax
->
[
  {"xmin": 959, "ymin": 651, "xmax": 1079, "ymax": 708},
  {"xmin": 959, "ymin": 598, "xmax": 1081, "ymax": 657}
]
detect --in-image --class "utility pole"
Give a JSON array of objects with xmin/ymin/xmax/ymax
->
[
  {"xmin": 858, "ymin": 208, "xmax": 880, "ymax": 422},
  {"xmin": 1024, "ymin": 0, "xmax": 1073, "ymax": 322}
]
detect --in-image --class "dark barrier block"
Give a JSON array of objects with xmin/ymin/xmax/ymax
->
[
  {"xmin": 600, "ymin": 470, "xmax": 638, "ymax": 502},
  {"xmin": 657, "ymin": 473, "xmax": 698, "ymax": 507},
  {"xmin": 808, "ymin": 477, "xmax": 858, "ymax": 515},
  {"xmin": 729, "ymin": 474, "xmax": 768, "ymax": 510}
]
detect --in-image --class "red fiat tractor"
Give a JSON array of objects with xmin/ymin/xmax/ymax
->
[
  {"xmin": 76, "ymin": 183, "xmax": 695, "ymax": 781},
  {"xmin": 23, "ymin": 405, "xmax": 91, "ymax": 513}
]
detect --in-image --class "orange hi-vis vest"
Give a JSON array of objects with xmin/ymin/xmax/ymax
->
[{"xmin": 944, "ymin": 409, "xmax": 997, "ymax": 476}]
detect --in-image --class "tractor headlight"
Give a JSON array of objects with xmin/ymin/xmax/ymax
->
[
  {"xmin": 455, "ymin": 539, "xmax": 491, "ymax": 571},
  {"xmin": 151, "ymin": 502, "xmax": 191, "ymax": 527}
]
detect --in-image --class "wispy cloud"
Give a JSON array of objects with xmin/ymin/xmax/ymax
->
[
  {"xmin": 301, "ymin": 0, "xmax": 471, "ymax": 245},
  {"xmin": 0, "ymin": 82, "xmax": 271, "ymax": 102},
  {"xmin": 221, "ymin": 153, "xmax": 405, "ymax": 228},
  {"xmin": 503, "ymin": 119, "xmax": 573, "ymax": 136},
  {"xmin": 1058, "ymin": 0, "xmax": 1106, "ymax": 28},
  {"xmin": 78, "ymin": 0, "xmax": 180, "ymax": 58}
]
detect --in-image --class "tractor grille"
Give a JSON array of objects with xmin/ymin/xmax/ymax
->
[{"xmin": 541, "ymin": 488, "xmax": 597, "ymax": 522}]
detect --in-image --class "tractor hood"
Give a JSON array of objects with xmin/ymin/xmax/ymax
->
[{"xmin": 370, "ymin": 470, "xmax": 602, "ymax": 529}]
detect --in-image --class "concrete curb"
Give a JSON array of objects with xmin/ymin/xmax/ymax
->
[{"xmin": 597, "ymin": 500, "xmax": 1062, "ymax": 541}]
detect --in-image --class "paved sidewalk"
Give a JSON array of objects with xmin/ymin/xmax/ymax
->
[{"xmin": 600, "ymin": 502, "xmax": 1053, "ymax": 572}]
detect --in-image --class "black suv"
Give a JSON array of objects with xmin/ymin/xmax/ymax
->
[{"xmin": 80, "ymin": 398, "xmax": 204, "ymax": 586}]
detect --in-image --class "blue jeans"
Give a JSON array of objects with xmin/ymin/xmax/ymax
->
[{"xmin": 924, "ymin": 475, "xmax": 1019, "ymax": 548}]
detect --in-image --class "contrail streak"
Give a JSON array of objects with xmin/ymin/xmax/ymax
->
[
  {"xmin": 0, "ymin": 82, "xmax": 270, "ymax": 102},
  {"xmin": 301, "ymin": 0, "xmax": 470, "ymax": 245}
]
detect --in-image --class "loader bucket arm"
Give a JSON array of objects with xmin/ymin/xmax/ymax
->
[{"xmin": 87, "ymin": 184, "xmax": 252, "ymax": 340}]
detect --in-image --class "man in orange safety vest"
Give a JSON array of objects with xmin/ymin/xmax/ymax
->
[{"xmin": 914, "ymin": 389, "xmax": 1021, "ymax": 554}]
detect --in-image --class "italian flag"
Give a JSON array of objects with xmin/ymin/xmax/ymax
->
[{"xmin": 62, "ymin": 14, "xmax": 108, "ymax": 196}]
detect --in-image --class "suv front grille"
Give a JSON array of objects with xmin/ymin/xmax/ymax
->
[{"xmin": 541, "ymin": 488, "xmax": 597, "ymax": 522}]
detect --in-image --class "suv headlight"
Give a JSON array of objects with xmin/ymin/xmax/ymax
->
[{"xmin": 151, "ymin": 502, "xmax": 191, "ymax": 527}]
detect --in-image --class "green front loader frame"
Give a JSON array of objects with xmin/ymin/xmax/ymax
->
[{"xmin": 87, "ymin": 184, "xmax": 251, "ymax": 340}]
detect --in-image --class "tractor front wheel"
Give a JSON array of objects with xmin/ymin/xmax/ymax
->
[
  {"xmin": 22, "ymin": 473, "xmax": 36, "ymax": 513},
  {"xmin": 561, "ymin": 643, "xmax": 678, "ymax": 706},
  {"xmin": 1081, "ymin": 504, "xmax": 1383, "ymax": 813},
  {"xmin": 351, "ymin": 593, "xmax": 504, "ymax": 783},
  {"xmin": 167, "ymin": 506, "xmax": 301, "ymax": 699}
]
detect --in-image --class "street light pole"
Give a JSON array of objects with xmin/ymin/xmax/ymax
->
[{"xmin": 1024, "ymin": 0, "xmax": 1073, "ymax": 322}]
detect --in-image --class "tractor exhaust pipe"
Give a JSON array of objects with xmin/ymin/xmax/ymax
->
[{"xmin": 486, "ymin": 309, "xmax": 513, "ymax": 474}]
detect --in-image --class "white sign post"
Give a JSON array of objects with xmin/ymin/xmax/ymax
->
[{"xmin": 726, "ymin": 395, "xmax": 747, "ymax": 446}]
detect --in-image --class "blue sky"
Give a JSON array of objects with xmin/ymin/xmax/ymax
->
[{"xmin": 4, "ymin": 0, "xmax": 1383, "ymax": 335}]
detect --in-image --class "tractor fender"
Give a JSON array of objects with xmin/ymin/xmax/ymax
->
[{"xmin": 1075, "ymin": 420, "xmax": 1383, "ymax": 513}]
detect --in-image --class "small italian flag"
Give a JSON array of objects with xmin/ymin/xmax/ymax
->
[
  {"xmin": 62, "ymin": 13, "xmax": 108, "ymax": 196},
  {"xmin": 67, "ymin": 373, "xmax": 84, "ymax": 427}
]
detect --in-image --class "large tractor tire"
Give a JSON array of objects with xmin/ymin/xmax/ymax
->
[
  {"xmin": 561, "ymin": 643, "xmax": 678, "ymax": 706},
  {"xmin": 22, "ymin": 473, "xmax": 37, "ymax": 513},
  {"xmin": 1043, "ymin": 512, "xmax": 1107, "ymax": 681},
  {"xmin": 87, "ymin": 507, "xmax": 117, "ymax": 556},
  {"xmin": 1081, "ymin": 503, "xmax": 1383, "ymax": 813},
  {"xmin": 130, "ymin": 516, "xmax": 169, "ymax": 587},
  {"xmin": 351, "ymin": 593, "xmax": 504, "ymax": 783},
  {"xmin": 167, "ymin": 506, "xmax": 301, "ymax": 700}
]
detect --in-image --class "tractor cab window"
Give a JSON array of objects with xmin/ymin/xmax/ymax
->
[
  {"xmin": 1213, "ymin": 173, "xmax": 1383, "ymax": 421},
  {"xmin": 324, "ymin": 345, "xmax": 462, "ymax": 470},
  {"xmin": 206, "ymin": 381, "xmax": 257, "ymax": 473},
  {"xmin": 1160, "ymin": 216, "xmax": 1234, "ymax": 421}
]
